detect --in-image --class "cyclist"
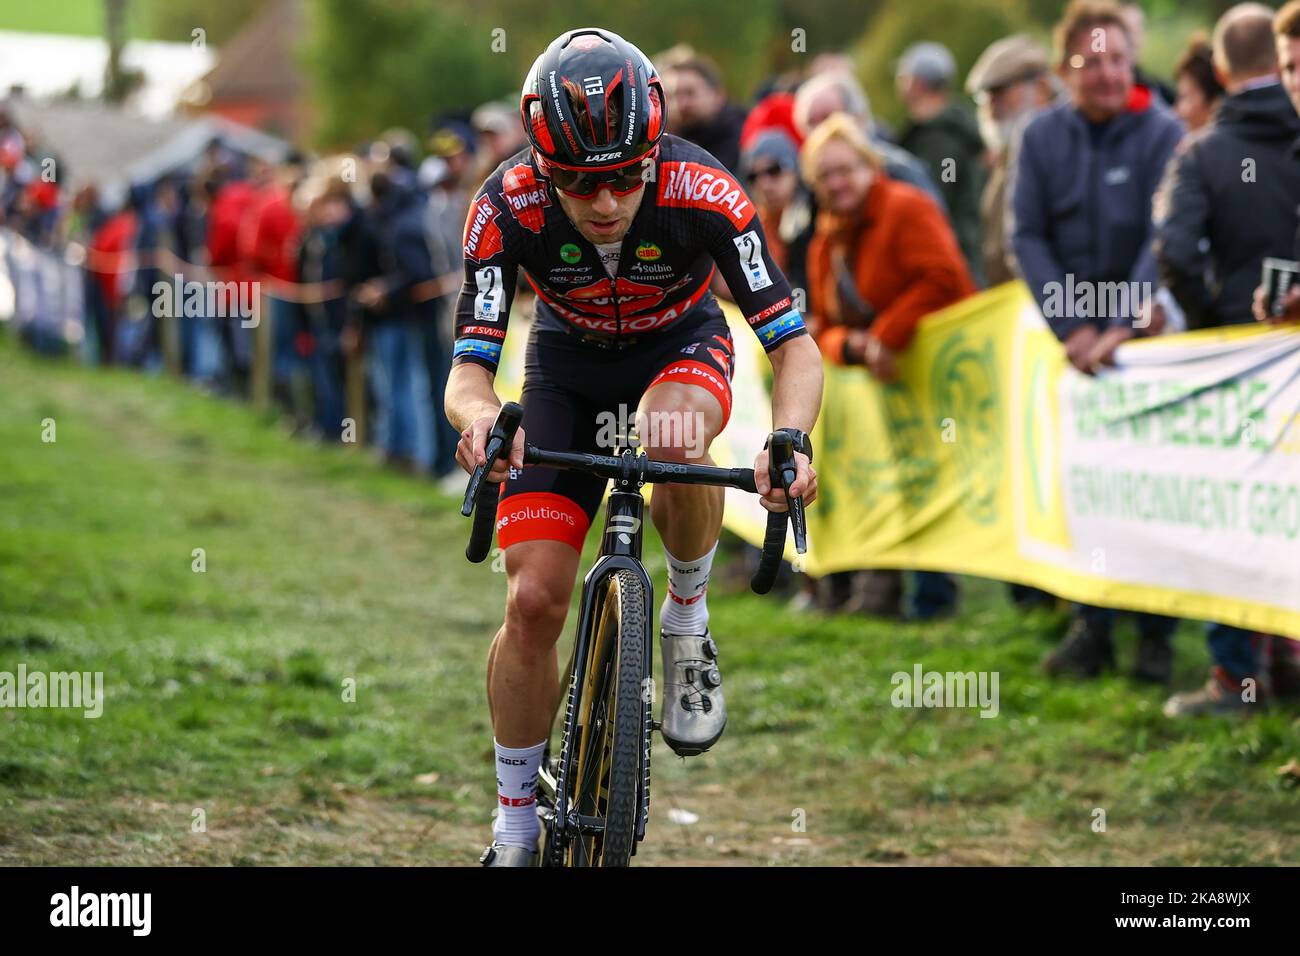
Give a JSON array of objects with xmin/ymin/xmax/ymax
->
[{"xmin": 445, "ymin": 27, "xmax": 822, "ymax": 866}]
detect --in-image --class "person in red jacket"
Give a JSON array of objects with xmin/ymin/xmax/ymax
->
[
  {"xmin": 87, "ymin": 205, "xmax": 137, "ymax": 365},
  {"xmin": 240, "ymin": 157, "xmax": 305, "ymax": 413},
  {"xmin": 801, "ymin": 112, "xmax": 975, "ymax": 621},
  {"xmin": 206, "ymin": 173, "xmax": 257, "ymax": 391}
]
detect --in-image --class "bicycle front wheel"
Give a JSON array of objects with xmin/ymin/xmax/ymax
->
[{"xmin": 568, "ymin": 569, "xmax": 646, "ymax": 866}]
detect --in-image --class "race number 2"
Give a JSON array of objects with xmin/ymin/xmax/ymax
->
[
  {"xmin": 732, "ymin": 230, "xmax": 773, "ymax": 291},
  {"xmin": 474, "ymin": 266, "xmax": 504, "ymax": 322}
]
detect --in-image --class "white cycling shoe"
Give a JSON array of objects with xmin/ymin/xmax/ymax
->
[{"xmin": 659, "ymin": 627, "xmax": 727, "ymax": 756}]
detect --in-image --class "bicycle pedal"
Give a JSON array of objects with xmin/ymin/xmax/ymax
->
[{"xmin": 650, "ymin": 719, "xmax": 662, "ymax": 732}]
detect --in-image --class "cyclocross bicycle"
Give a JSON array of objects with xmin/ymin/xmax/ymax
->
[{"xmin": 461, "ymin": 401, "xmax": 807, "ymax": 866}]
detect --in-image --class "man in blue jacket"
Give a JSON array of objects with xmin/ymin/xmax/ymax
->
[{"xmin": 1011, "ymin": 0, "xmax": 1184, "ymax": 681}]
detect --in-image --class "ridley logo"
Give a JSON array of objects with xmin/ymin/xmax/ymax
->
[
  {"xmin": 501, "ymin": 163, "xmax": 551, "ymax": 234},
  {"xmin": 657, "ymin": 161, "xmax": 755, "ymax": 228},
  {"xmin": 464, "ymin": 195, "xmax": 503, "ymax": 261},
  {"xmin": 606, "ymin": 514, "xmax": 641, "ymax": 545}
]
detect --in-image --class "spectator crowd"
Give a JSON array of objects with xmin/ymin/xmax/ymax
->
[{"xmin": 3, "ymin": 0, "xmax": 1298, "ymax": 718}]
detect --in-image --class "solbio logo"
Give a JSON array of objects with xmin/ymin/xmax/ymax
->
[{"xmin": 635, "ymin": 241, "xmax": 662, "ymax": 261}]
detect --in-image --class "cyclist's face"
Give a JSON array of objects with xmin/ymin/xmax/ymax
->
[
  {"xmin": 811, "ymin": 138, "xmax": 874, "ymax": 214},
  {"xmin": 555, "ymin": 181, "xmax": 646, "ymax": 244}
]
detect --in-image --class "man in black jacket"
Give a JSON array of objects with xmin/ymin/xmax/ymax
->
[
  {"xmin": 1156, "ymin": 2, "xmax": 1300, "ymax": 330},
  {"xmin": 897, "ymin": 41, "xmax": 988, "ymax": 285},
  {"xmin": 1160, "ymin": 4, "xmax": 1300, "ymax": 718}
]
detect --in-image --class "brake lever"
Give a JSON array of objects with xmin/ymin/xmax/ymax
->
[
  {"xmin": 769, "ymin": 434, "xmax": 808, "ymax": 555},
  {"xmin": 780, "ymin": 466, "xmax": 808, "ymax": 556}
]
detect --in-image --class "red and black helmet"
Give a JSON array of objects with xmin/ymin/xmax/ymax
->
[{"xmin": 520, "ymin": 27, "xmax": 666, "ymax": 171}]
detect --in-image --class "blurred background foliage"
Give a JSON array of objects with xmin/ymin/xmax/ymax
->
[{"xmin": 0, "ymin": 0, "xmax": 1263, "ymax": 146}]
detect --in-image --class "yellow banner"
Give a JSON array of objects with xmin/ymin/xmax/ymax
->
[{"xmin": 713, "ymin": 282, "xmax": 1300, "ymax": 640}]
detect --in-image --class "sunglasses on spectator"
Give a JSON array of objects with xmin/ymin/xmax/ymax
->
[
  {"xmin": 747, "ymin": 164, "xmax": 787, "ymax": 183},
  {"xmin": 540, "ymin": 155, "xmax": 651, "ymax": 199}
]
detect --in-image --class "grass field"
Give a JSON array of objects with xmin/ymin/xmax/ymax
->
[
  {"xmin": 0, "ymin": 333, "xmax": 1295, "ymax": 866},
  {"xmin": 0, "ymin": 1, "xmax": 119, "ymax": 38}
]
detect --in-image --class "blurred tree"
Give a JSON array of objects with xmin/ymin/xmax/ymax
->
[
  {"xmin": 500, "ymin": 0, "xmax": 784, "ymax": 103},
  {"xmin": 306, "ymin": 0, "xmax": 787, "ymax": 146},
  {"xmin": 856, "ymin": 0, "xmax": 1031, "ymax": 129},
  {"xmin": 307, "ymin": 0, "xmax": 518, "ymax": 148},
  {"xmin": 141, "ymin": 0, "xmax": 266, "ymax": 45},
  {"xmin": 103, "ymin": 0, "xmax": 143, "ymax": 102},
  {"xmin": 753, "ymin": 0, "xmax": 885, "ymax": 97}
]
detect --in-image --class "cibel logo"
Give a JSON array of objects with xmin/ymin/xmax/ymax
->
[{"xmin": 606, "ymin": 514, "xmax": 641, "ymax": 545}]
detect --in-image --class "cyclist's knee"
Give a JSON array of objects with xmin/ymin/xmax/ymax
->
[
  {"xmin": 503, "ymin": 543, "xmax": 578, "ymax": 651},
  {"xmin": 638, "ymin": 384, "xmax": 722, "ymax": 463}
]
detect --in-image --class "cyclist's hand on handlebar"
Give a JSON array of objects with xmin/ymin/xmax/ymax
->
[
  {"xmin": 457, "ymin": 414, "xmax": 526, "ymax": 482},
  {"xmin": 752, "ymin": 449, "xmax": 816, "ymax": 513}
]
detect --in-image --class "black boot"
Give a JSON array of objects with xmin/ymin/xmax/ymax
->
[
  {"xmin": 1134, "ymin": 630, "xmax": 1173, "ymax": 684},
  {"xmin": 1042, "ymin": 618, "xmax": 1114, "ymax": 679}
]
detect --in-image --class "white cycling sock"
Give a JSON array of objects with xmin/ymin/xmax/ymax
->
[
  {"xmin": 492, "ymin": 738, "xmax": 545, "ymax": 850},
  {"xmin": 659, "ymin": 542, "xmax": 717, "ymax": 635}
]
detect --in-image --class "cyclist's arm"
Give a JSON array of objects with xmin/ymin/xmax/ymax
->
[
  {"xmin": 703, "ymin": 193, "xmax": 821, "ymax": 500},
  {"xmin": 445, "ymin": 184, "xmax": 525, "ymax": 473},
  {"xmin": 767, "ymin": 334, "xmax": 822, "ymax": 439}
]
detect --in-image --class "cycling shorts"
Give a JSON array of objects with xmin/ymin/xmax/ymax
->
[{"xmin": 494, "ymin": 311, "xmax": 736, "ymax": 553}]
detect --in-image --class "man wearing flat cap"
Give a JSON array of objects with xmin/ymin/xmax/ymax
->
[{"xmin": 967, "ymin": 34, "xmax": 1060, "ymax": 288}]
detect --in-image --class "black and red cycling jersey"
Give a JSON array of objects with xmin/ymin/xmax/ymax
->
[{"xmin": 451, "ymin": 134, "xmax": 806, "ymax": 371}]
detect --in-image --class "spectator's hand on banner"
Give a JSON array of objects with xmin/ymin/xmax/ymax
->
[
  {"xmin": 1085, "ymin": 326, "xmax": 1133, "ymax": 374},
  {"xmin": 1138, "ymin": 300, "xmax": 1166, "ymax": 337},
  {"xmin": 1253, "ymin": 283, "xmax": 1300, "ymax": 323},
  {"xmin": 1064, "ymin": 324, "xmax": 1100, "ymax": 372},
  {"xmin": 863, "ymin": 333, "xmax": 898, "ymax": 383}
]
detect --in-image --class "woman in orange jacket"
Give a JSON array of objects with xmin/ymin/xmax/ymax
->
[
  {"xmin": 801, "ymin": 113, "xmax": 974, "ymax": 382},
  {"xmin": 799, "ymin": 112, "xmax": 975, "ymax": 620}
]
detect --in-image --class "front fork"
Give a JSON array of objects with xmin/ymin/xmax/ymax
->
[{"xmin": 549, "ymin": 489, "xmax": 656, "ymax": 856}]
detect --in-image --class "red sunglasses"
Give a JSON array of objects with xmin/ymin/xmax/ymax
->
[{"xmin": 538, "ymin": 153, "xmax": 653, "ymax": 199}]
